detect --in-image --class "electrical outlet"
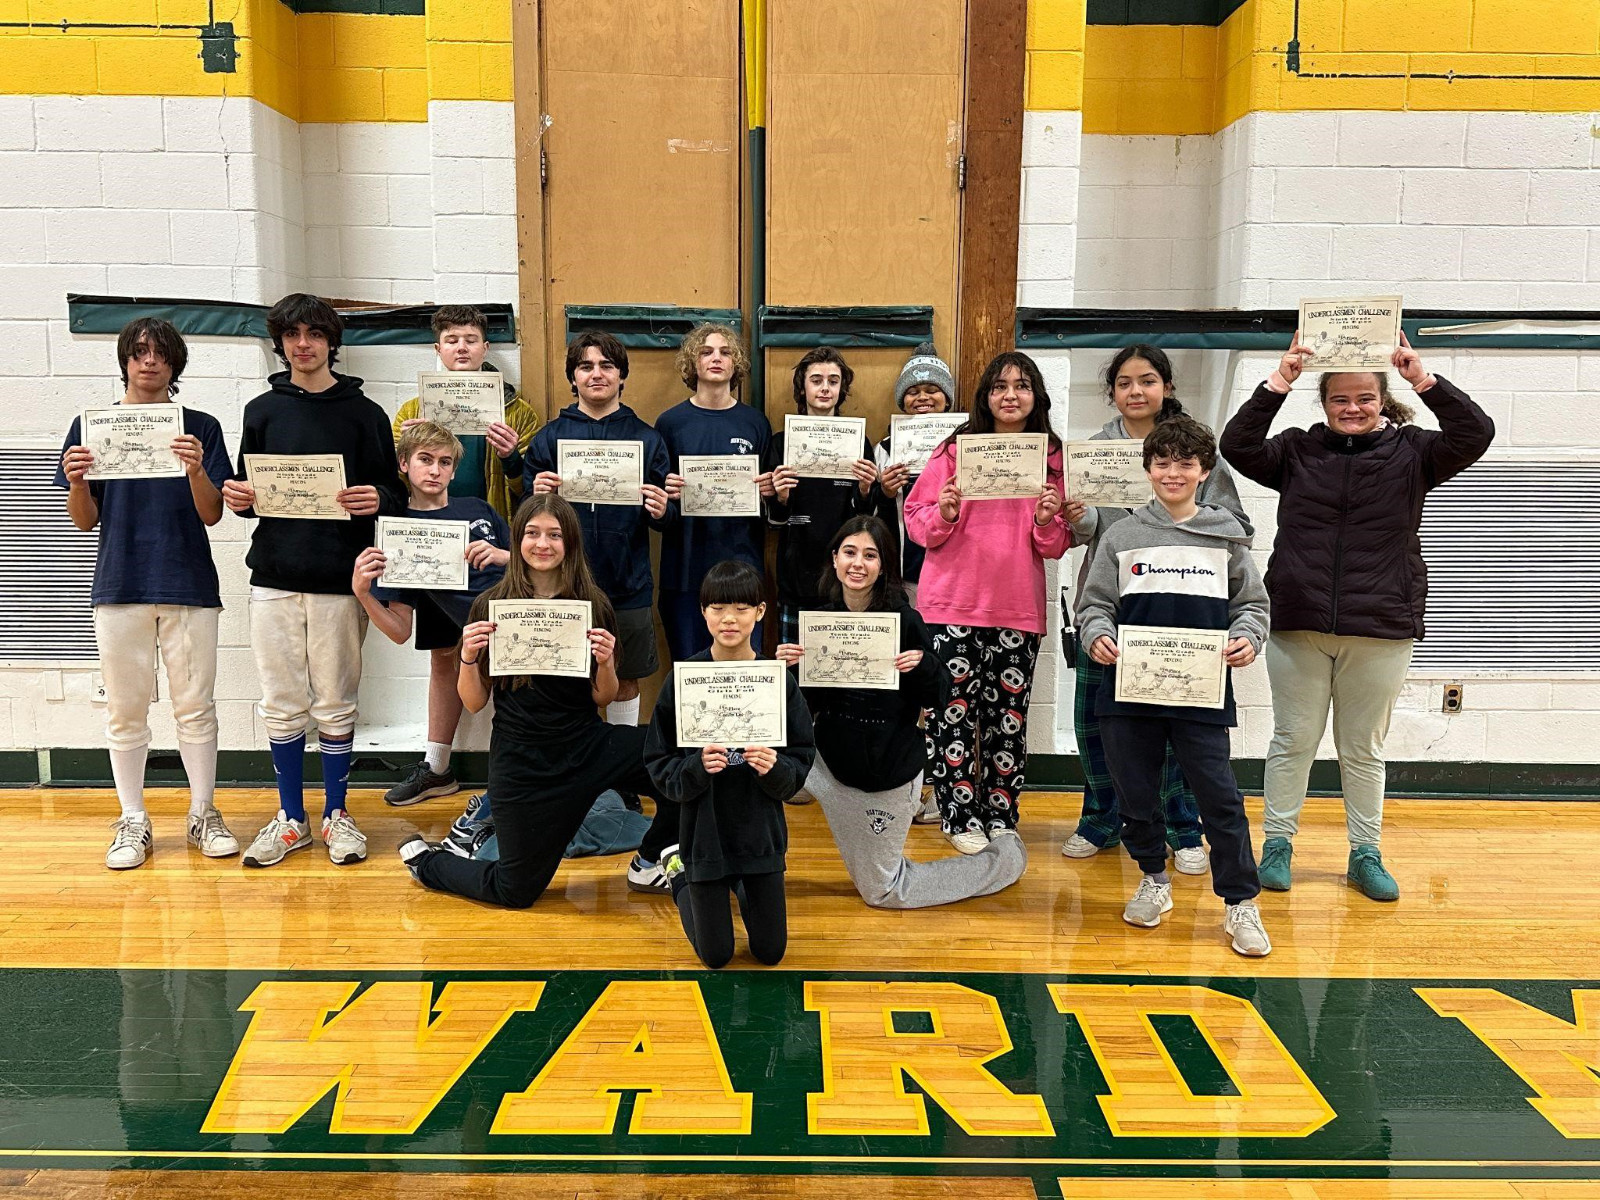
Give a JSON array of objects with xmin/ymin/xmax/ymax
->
[{"xmin": 1442, "ymin": 683, "xmax": 1464, "ymax": 713}]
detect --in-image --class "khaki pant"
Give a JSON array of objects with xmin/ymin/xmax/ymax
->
[
  {"xmin": 1262, "ymin": 630, "xmax": 1414, "ymax": 848},
  {"xmin": 94, "ymin": 604, "xmax": 220, "ymax": 749},
  {"xmin": 250, "ymin": 593, "xmax": 367, "ymax": 741}
]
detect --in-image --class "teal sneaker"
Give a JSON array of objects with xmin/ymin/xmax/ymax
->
[
  {"xmin": 1347, "ymin": 844, "xmax": 1399, "ymax": 901},
  {"xmin": 1258, "ymin": 837, "xmax": 1293, "ymax": 891}
]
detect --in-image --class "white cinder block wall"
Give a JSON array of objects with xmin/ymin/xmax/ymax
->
[{"xmin": 0, "ymin": 95, "xmax": 517, "ymax": 758}]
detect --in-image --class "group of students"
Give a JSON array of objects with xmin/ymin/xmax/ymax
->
[{"xmin": 58, "ymin": 290, "xmax": 1492, "ymax": 967}]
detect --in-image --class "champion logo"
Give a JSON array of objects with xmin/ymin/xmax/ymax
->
[{"xmin": 1130, "ymin": 562, "xmax": 1218, "ymax": 579}]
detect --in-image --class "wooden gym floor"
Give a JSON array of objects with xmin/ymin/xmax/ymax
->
[{"xmin": 0, "ymin": 785, "xmax": 1597, "ymax": 1198}]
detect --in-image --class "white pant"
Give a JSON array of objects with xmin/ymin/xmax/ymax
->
[
  {"xmin": 250, "ymin": 592, "xmax": 367, "ymax": 741},
  {"xmin": 94, "ymin": 604, "xmax": 220, "ymax": 750},
  {"xmin": 1262, "ymin": 630, "xmax": 1414, "ymax": 847}
]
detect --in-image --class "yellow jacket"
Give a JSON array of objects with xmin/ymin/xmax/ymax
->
[{"xmin": 392, "ymin": 380, "xmax": 539, "ymax": 520}]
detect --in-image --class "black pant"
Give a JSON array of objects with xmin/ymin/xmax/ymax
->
[
  {"xmin": 639, "ymin": 800, "xmax": 676, "ymax": 863},
  {"xmin": 418, "ymin": 724, "xmax": 664, "ymax": 909},
  {"xmin": 673, "ymin": 871, "xmax": 787, "ymax": 969},
  {"xmin": 1099, "ymin": 715, "xmax": 1260, "ymax": 903}
]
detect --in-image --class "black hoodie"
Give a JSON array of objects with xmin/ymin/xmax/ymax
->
[{"xmin": 234, "ymin": 371, "xmax": 407, "ymax": 593}]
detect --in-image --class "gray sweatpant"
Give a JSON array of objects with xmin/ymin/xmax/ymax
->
[{"xmin": 807, "ymin": 756, "xmax": 1027, "ymax": 909}]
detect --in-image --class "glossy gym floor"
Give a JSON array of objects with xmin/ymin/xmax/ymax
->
[{"xmin": 0, "ymin": 786, "xmax": 1596, "ymax": 1199}]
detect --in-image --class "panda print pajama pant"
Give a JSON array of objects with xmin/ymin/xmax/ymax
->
[{"xmin": 925, "ymin": 623, "xmax": 1041, "ymax": 836}]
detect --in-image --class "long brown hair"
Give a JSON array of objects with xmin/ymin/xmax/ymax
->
[
  {"xmin": 949, "ymin": 351, "xmax": 1062, "ymax": 452},
  {"xmin": 1317, "ymin": 371, "xmax": 1415, "ymax": 426},
  {"xmin": 468, "ymin": 493, "xmax": 615, "ymax": 689},
  {"xmin": 817, "ymin": 516, "xmax": 905, "ymax": 611}
]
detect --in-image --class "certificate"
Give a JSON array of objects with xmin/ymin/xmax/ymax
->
[
  {"xmin": 488, "ymin": 599, "xmax": 593, "ymax": 678},
  {"xmin": 81, "ymin": 405, "xmax": 184, "ymax": 480},
  {"xmin": 377, "ymin": 517, "xmax": 469, "ymax": 590},
  {"xmin": 1113, "ymin": 625, "xmax": 1227, "ymax": 710},
  {"xmin": 1066, "ymin": 440, "xmax": 1150, "ymax": 508},
  {"xmin": 558, "ymin": 439, "xmax": 644, "ymax": 506},
  {"xmin": 797, "ymin": 611, "xmax": 900, "ymax": 691},
  {"xmin": 244, "ymin": 454, "xmax": 349, "ymax": 520},
  {"xmin": 417, "ymin": 371, "xmax": 504, "ymax": 435},
  {"xmin": 1298, "ymin": 296, "xmax": 1403, "ymax": 370},
  {"xmin": 888, "ymin": 412, "xmax": 967, "ymax": 474},
  {"xmin": 673, "ymin": 660, "xmax": 788, "ymax": 748},
  {"xmin": 783, "ymin": 414, "xmax": 867, "ymax": 480},
  {"xmin": 955, "ymin": 433, "xmax": 1048, "ymax": 500},
  {"xmin": 678, "ymin": 454, "xmax": 761, "ymax": 517}
]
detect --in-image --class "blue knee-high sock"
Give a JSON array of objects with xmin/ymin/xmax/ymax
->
[
  {"xmin": 270, "ymin": 733, "xmax": 307, "ymax": 823},
  {"xmin": 319, "ymin": 732, "xmax": 354, "ymax": 819}
]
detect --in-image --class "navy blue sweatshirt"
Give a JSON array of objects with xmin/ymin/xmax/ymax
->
[{"xmin": 654, "ymin": 398, "xmax": 772, "ymax": 593}]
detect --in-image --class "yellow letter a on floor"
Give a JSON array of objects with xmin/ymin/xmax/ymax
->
[
  {"xmin": 202, "ymin": 980, "xmax": 544, "ymax": 1135},
  {"xmin": 1050, "ymin": 984, "xmax": 1334, "ymax": 1137},
  {"xmin": 492, "ymin": 980, "xmax": 751, "ymax": 1135},
  {"xmin": 1419, "ymin": 987, "xmax": 1600, "ymax": 1138},
  {"xmin": 806, "ymin": 981, "xmax": 1054, "ymax": 1137}
]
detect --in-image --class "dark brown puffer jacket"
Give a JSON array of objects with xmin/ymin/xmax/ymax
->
[{"xmin": 1219, "ymin": 375, "xmax": 1494, "ymax": 641}]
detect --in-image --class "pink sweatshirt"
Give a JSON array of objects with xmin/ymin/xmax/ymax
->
[{"xmin": 903, "ymin": 441, "xmax": 1070, "ymax": 635}]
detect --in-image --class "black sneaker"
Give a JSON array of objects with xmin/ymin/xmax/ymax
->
[{"xmin": 383, "ymin": 761, "xmax": 460, "ymax": 807}]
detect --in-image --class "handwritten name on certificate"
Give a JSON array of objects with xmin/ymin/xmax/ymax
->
[
  {"xmin": 418, "ymin": 371, "xmax": 504, "ymax": 435},
  {"xmin": 783, "ymin": 414, "xmax": 867, "ymax": 480},
  {"xmin": 1113, "ymin": 625, "xmax": 1227, "ymax": 710},
  {"xmin": 489, "ymin": 599, "xmax": 592, "ymax": 678},
  {"xmin": 558, "ymin": 439, "xmax": 644, "ymax": 506},
  {"xmin": 81, "ymin": 405, "xmax": 185, "ymax": 480},
  {"xmin": 1066, "ymin": 440, "xmax": 1149, "ymax": 508},
  {"xmin": 1298, "ymin": 296, "xmax": 1403, "ymax": 370},
  {"xmin": 244, "ymin": 454, "xmax": 349, "ymax": 520},
  {"xmin": 889, "ymin": 412, "xmax": 967, "ymax": 474},
  {"xmin": 678, "ymin": 454, "xmax": 761, "ymax": 517},
  {"xmin": 377, "ymin": 517, "xmax": 469, "ymax": 590},
  {"xmin": 955, "ymin": 433, "xmax": 1048, "ymax": 500},
  {"xmin": 674, "ymin": 660, "xmax": 788, "ymax": 748},
  {"xmin": 797, "ymin": 611, "xmax": 900, "ymax": 691}
]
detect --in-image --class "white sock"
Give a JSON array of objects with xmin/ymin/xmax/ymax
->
[
  {"xmin": 425, "ymin": 741, "xmax": 453, "ymax": 774},
  {"xmin": 179, "ymin": 737, "xmax": 218, "ymax": 819},
  {"xmin": 605, "ymin": 696, "xmax": 640, "ymax": 727},
  {"xmin": 109, "ymin": 746, "xmax": 148, "ymax": 820}
]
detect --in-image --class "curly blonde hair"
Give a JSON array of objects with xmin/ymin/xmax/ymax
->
[{"xmin": 676, "ymin": 322, "xmax": 749, "ymax": 390}]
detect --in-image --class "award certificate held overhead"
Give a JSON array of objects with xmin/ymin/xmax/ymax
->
[
  {"xmin": 797, "ymin": 611, "xmax": 900, "ymax": 691},
  {"xmin": 1298, "ymin": 296, "xmax": 1403, "ymax": 370},
  {"xmin": 244, "ymin": 454, "xmax": 349, "ymax": 520},
  {"xmin": 678, "ymin": 454, "xmax": 761, "ymax": 517},
  {"xmin": 674, "ymin": 660, "xmax": 788, "ymax": 748},
  {"xmin": 888, "ymin": 412, "xmax": 967, "ymax": 473},
  {"xmin": 417, "ymin": 371, "xmax": 504, "ymax": 435},
  {"xmin": 955, "ymin": 433, "xmax": 1048, "ymax": 500},
  {"xmin": 377, "ymin": 517, "xmax": 470, "ymax": 590},
  {"xmin": 558, "ymin": 439, "xmax": 644, "ymax": 506},
  {"xmin": 783, "ymin": 414, "xmax": 867, "ymax": 480},
  {"xmin": 488, "ymin": 599, "xmax": 593, "ymax": 678},
  {"xmin": 1065, "ymin": 440, "xmax": 1149, "ymax": 508},
  {"xmin": 1113, "ymin": 625, "xmax": 1227, "ymax": 710},
  {"xmin": 81, "ymin": 405, "xmax": 185, "ymax": 480}
]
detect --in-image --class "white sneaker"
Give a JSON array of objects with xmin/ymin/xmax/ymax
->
[
  {"xmin": 1123, "ymin": 875, "xmax": 1174, "ymax": 927},
  {"xmin": 322, "ymin": 809, "xmax": 368, "ymax": 865},
  {"xmin": 1224, "ymin": 899, "xmax": 1272, "ymax": 957},
  {"xmin": 187, "ymin": 807, "xmax": 239, "ymax": 858},
  {"xmin": 948, "ymin": 830, "xmax": 990, "ymax": 855},
  {"xmin": 1173, "ymin": 845, "xmax": 1209, "ymax": 875},
  {"xmin": 1061, "ymin": 833, "xmax": 1104, "ymax": 859},
  {"xmin": 626, "ymin": 854, "xmax": 671, "ymax": 894},
  {"xmin": 911, "ymin": 790, "xmax": 941, "ymax": 825},
  {"xmin": 106, "ymin": 814, "xmax": 152, "ymax": 870},
  {"xmin": 243, "ymin": 810, "xmax": 312, "ymax": 868}
]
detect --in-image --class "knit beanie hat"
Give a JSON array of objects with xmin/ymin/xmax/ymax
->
[{"xmin": 894, "ymin": 342, "xmax": 955, "ymax": 410}]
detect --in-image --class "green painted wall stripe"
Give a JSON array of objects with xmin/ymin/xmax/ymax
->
[
  {"xmin": 281, "ymin": 0, "xmax": 425, "ymax": 14},
  {"xmin": 68, "ymin": 296, "xmax": 516, "ymax": 344},
  {"xmin": 1086, "ymin": 0, "xmax": 1249, "ymax": 26}
]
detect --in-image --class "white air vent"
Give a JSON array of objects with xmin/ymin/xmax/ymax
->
[
  {"xmin": 0, "ymin": 448, "xmax": 98, "ymax": 662},
  {"xmin": 1415, "ymin": 459, "xmax": 1600, "ymax": 673}
]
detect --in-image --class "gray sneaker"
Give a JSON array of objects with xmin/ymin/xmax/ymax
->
[
  {"xmin": 1123, "ymin": 875, "xmax": 1174, "ymax": 927},
  {"xmin": 321, "ymin": 809, "xmax": 368, "ymax": 865},
  {"xmin": 243, "ymin": 810, "xmax": 312, "ymax": 868},
  {"xmin": 1224, "ymin": 899, "xmax": 1272, "ymax": 957}
]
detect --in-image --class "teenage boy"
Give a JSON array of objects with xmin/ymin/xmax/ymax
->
[
  {"xmin": 654, "ymin": 323, "xmax": 774, "ymax": 661},
  {"xmin": 1076, "ymin": 416, "xmax": 1273, "ymax": 958},
  {"xmin": 222, "ymin": 294, "xmax": 407, "ymax": 868},
  {"xmin": 766, "ymin": 348, "xmax": 877, "ymax": 644},
  {"xmin": 56, "ymin": 318, "xmax": 238, "ymax": 869},
  {"xmin": 386, "ymin": 304, "xmax": 539, "ymax": 808}
]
